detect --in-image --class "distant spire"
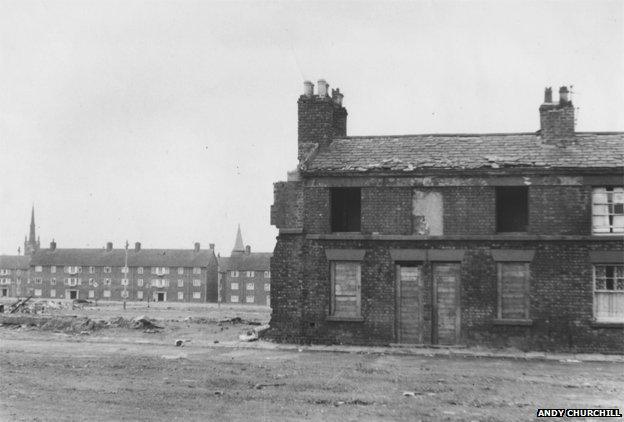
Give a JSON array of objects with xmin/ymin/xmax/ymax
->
[
  {"xmin": 232, "ymin": 224, "xmax": 244, "ymax": 253},
  {"xmin": 29, "ymin": 205, "xmax": 36, "ymax": 243}
]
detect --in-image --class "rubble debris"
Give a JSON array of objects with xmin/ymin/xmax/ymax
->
[
  {"xmin": 131, "ymin": 315, "xmax": 163, "ymax": 330},
  {"xmin": 220, "ymin": 317, "xmax": 243, "ymax": 324},
  {"xmin": 253, "ymin": 383, "xmax": 285, "ymax": 390},
  {"xmin": 238, "ymin": 330, "xmax": 258, "ymax": 342},
  {"xmin": 9, "ymin": 296, "xmax": 33, "ymax": 313},
  {"xmin": 175, "ymin": 339, "xmax": 184, "ymax": 347}
]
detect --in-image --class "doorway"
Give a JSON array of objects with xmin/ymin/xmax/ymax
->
[
  {"xmin": 396, "ymin": 265, "xmax": 423, "ymax": 344},
  {"xmin": 432, "ymin": 263, "xmax": 461, "ymax": 345},
  {"xmin": 156, "ymin": 292, "xmax": 166, "ymax": 302},
  {"xmin": 69, "ymin": 290, "xmax": 78, "ymax": 300},
  {"xmin": 1, "ymin": 288, "xmax": 8, "ymax": 297}
]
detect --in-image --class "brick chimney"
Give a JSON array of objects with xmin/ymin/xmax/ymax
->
[
  {"xmin": 50, "ymin": 239, "xmax": 57, "ymax": 251},
  {"xmin": 298, "ymin": 79, "xmax": 348, "ymax": 162},
  {"xmin": 245, "ymin": 245, "xmax": 251, "ymax": 255},
  {"xmin": 539, "ymin": 86, "xmax": 575, "ymax": 142},
  {"xmin": 135, "ymin": 242, "xmax": 141, "ymax": 252},
  {"xmin": 106, "ymin": 242, "xmax": 113, "ymax": 252},
  {"xmin": 194, "ymin": 242, "xmax": 200, "ymax": 252}
]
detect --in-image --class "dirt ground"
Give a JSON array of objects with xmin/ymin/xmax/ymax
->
[{"xmin": 0, "ymin": 301, "xmax": 623, "ymax": 421}]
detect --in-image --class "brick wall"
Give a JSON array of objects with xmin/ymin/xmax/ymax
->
[
  {"xmin": 529, "ymin": 186, "xmax": 591, "ymax": 235},
  {"xmin": 271, "ymin": 181, "xmax": 304, "ymax": 230},
  {"xmin": 304, "ymin": 187, "xmax": 331, "ymax": 234},
  {"xmin": 361, "ymin": 187, "xmax": 412, "ymax": 234},
  {"xmin": 267, "ymin": 237, "xmax": 624, "ymax": 351},
  {"xmin": 443, "ymin": 187, "xmax": 497, "ymax": 235}
]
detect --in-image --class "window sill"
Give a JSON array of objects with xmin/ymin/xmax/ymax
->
[
  {"xmin": 591, "ymin": 321, "xmax": 624, "ymax": 328},
  {"xmin": 326, "ymin": 315, "xmax": 364, "ymax": 322},
  {"xmin": 492, "ymin": 318, "xmax": 533, "ymax": 326}
]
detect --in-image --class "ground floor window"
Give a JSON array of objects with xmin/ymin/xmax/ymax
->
[
  {"xmin": 192, "ymin": 292, "xmax": 201, "ymax": 299},
  {"xmin": 34, "ymin": 289, "xmax": 42, "ymax": 297},
  {"xmin": 230, "ymin": 295, "xmax": 239, "ymax": 303},
  {"xmin": 330, "ymin": 262, "xmax": 361, "ymax": 318},
  {"xmin": 497, "ymin": 263, "xmax": 530, "ymax": 320},
  {"xmin": 178, "ymin": 292, "xmax": 184, "ymax": 300},
  {"xmin": 594, "ymin": 264, "xmax": 624, "ymax": 322},
  {"xmin": 246, "ymin": 295, "xmax": 254, "ymax": 303},
  {"xmin": 137, "ymin": 291, "xmax": 143, "ymax": 299},
  {"xmin": 103, "ymin": 290, "xmax": 111, "ymax": 298},
  {"xmin": 88, "ymin": 290, "xmax": 94, "ymax": 298},
  {"xmin": 50, "ymin": 289, "xmax": 56, "ymax": 298}
]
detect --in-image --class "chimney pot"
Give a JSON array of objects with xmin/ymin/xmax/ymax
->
[
  {"xmin": 332, "ymin": 88, "xmax": 344, "ymax": 106},
  {"xmin": 544, "ymin": 87, "xmax": 552, "ymax": 103},
  {"xmin": 194, "ymin": 242, "xmax": 200, "ymax": 252},
  {"xmin": 106, "ymin": 242, "xmax": 113, "ymax": 252},
  {"xmin": 50, "ymin": 239, "xmax": 56, "ymax": 251},
  {"xmin": 559, "ymin": 86, "xmax": 570, "ymax": 104},
  {"xmin": 135, "ymin": 242, "xmax": 141, "ymax": 252},
  {"xmin": 317, "ymin": 79, "xmax": 328, "ymax": 97},
  {"xmin": 303, "ymin": 81, "xmax": 314, "ymax": 97}
]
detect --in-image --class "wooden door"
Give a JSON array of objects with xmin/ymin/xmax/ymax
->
[
  {"xmin": 433, "ymin": 263, "xmax": 460, "ymax": 345},
  {"xmin": 396, "ymin": 265, "xmax": 423, "ymax": 344}
]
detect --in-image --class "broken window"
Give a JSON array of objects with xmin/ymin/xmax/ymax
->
[
  {"xmin": 496, "ymin": 187, "xmax": 528, "ymax": 232},
  {"xmin": 594, "ymin": 265, "xmax": 624, "ymax": 322},
  {"xmin": 330, "ymin": 188, "xmax": 361, "ymax": 232},
  {"xmin": 592, "ymin": 187, "xmax": 624, "ymax": 234},
  {"xmin": 330, "ymin": 262, "xmax": 361, "ymax": 318},
  {"xmin": 412, "ymin": 190, "xmax": 443, "ymax": 235},
  {"xmin": 497, "ymin": 263, "xmax": 530, "ymax": 320}
]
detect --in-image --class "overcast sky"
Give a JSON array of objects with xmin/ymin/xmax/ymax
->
[{"xmin": 1, "ymin": 0, "xmax": 622, "ymax": 256}]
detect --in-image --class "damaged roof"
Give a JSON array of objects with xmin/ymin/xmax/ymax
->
[
  {"xmin": 30, "ymin": 249, "xmax": 216, "ymax": 267},
  {"xmin": 302, "ymin": 132, "xmax": 624, "ymax": 173}
]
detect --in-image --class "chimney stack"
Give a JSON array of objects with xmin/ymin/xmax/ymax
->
[
  {"xmin": 50, "ymin": 239, "xmax": 56, "ymax": 251},
  {"xmin": 539, "ymin": 85, "xmax": 575, "ymax": 143},
  {"xmin": 106, "ymin": 242, "xmax": 113, "ymax": 252},
  {"xmin": 194, "ymin": 242, "xmax": 200, "ymax": 252},
  {"xmin": 245, "ymin": 245, "xmax": 251, "ymax": 255},
  {"xmin": 298, "ymin": 78, "xmax": 348, "ymax": 162},
  {"xmin": 135, "ymin": 242, "xmax": 141, "ymax": 252},
  {"xmin": 209, "ymin": 243, "xmax": 215, "ymax": 250}
]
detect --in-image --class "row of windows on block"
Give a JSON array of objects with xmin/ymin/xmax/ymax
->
[
  {"xmin": 229, "ymin": 282, "xmax": 270, "ymax": 291},
  {"xmin": 25, "ymin": 278, "xmax": 203, "ymax": 288},
  {"xmin": 229, "ymin": 295, "xmax": 259, "ymax": 303},
  {"xmin": 228, "ymin": 271, "xmax": 270, "ymax": 278},
  {"xmin": 329, "ymin": 261, "xmax": 624, "ymax": 323},
  {"xmin": 330, "ymin": 186, "xmax": 624, "ymax": 234},
  {"xmin": 32, "ymin": 266, "xmax": 204, "ymax": 275},
  {"xmin": 29, "ymin": 289, "xmax": 202, "ymax": 300},
  {"xmin": 0, "ymin": 269, "xmax": 23, "ymax": 275}
]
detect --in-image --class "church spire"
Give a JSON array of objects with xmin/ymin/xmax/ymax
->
[
  {"xmin": 24, "ymin": 205, "xmax": 40, "ymax": 256},
  {"xmin": 232, "ymin": 224, "xmax": 245, "ymax": 253}
]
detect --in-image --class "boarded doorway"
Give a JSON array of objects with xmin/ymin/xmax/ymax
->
[
  {"xmin": 396, "ymin": 265, "xmax": 423, "ymax": 344},
  {"xmin": 432, "ymin": 263, "xmax": 461, "ymax": 345}
]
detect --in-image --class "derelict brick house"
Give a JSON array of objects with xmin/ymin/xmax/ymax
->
[
  {"xmin": 218, "ymin": 226, "xmax": 272, "ymax": 306},
  {"xmin": 268, "ymin": 80, "xmax": 624, "ymax": 352},
  {"xmin": 27, "ymin": 240, "xmax": 218, "ymax": 303}
]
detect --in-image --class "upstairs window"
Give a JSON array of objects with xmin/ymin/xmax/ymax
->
[
  {"xmin": 592, "ymin": 187, "xmax": 624, "ymax": 234},
  {"xmin": 331, "ymin": 188, "xmax": 361, "ymax": 232},
  {"xmin": 496, "ymin": 187, "xmax": 528, "ymax": 233}
]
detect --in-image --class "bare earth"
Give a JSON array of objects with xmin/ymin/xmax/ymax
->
[{"xmin": 0, "ymin": 301, "xmax": 622, "ymax": 421}]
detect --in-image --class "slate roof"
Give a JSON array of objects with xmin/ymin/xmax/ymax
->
[
  {"xmin": 218, "ymin": 252, "xmax": 271, "ymax": 272},
  {"xmin": 30, "ymin": 249, "xmax": 216, "ymax": 267},
  {"xmin": 0, "ymin": 255, "xmax": 30, "ymax": 269},
  {"xmin": 302, "ymin": 132, "xmax": 624, "ymax": 173}
]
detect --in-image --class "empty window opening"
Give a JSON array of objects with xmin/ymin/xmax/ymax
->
[
  {"xmin": 496, "ymin": 187, "xmax": 528, "ymax": 232},
  {"xmin": 331, "ymin": 188, "xmax": 361, "ymax": 232}
]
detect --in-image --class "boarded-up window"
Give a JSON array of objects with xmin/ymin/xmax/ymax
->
[
  {"xmin": 331, "ymin": 188, "xmax": 361, "ymax": 232},
  {"xmin": 594, "ymin": 265, "xmax": 624, "ymax": 322},
  {"xmin": 592, "ymin": 187, "xmax": 624, "ymax": 234},
  {"xmin": 497, "ymin": 263, "xmax": 530, "ymax": 319},
  {"xmin": 412, "ymin": 190, "xmax": 443, "ymax": 235},
  {"xmin": 331, "ymin": 262, "xmax": 361, "ymax": 318},
  {"xmin": 496, "ymin": 187, "xmax": 528, "ymax": 232}
]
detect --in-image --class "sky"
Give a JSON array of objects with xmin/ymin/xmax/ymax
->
[{"xmin": 0, "ymin": 0, "xmax": 623, "ymax": 256}]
